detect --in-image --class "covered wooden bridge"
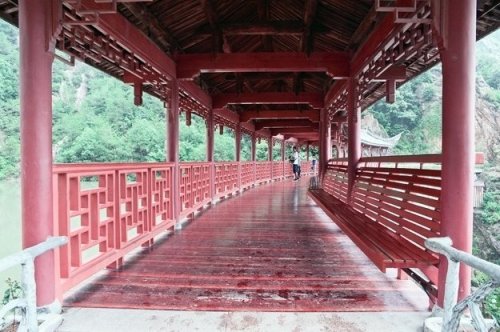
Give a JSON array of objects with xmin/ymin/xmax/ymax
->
[{"xmin": 1, "ymin": 0, "xmax": 498, "ymax": 316}]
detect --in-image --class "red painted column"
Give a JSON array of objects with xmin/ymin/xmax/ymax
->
[
  {"xmin": 235, "ymin": 123, "xmax": 241, "ymax": 162},
  {"xmin": 167, "ymin": 80, "xmax": 180, "ymax": 222},
  {"xmin": 268, "ymin": 137, "xmax": 273, "ymax": 161},
  {"xmin": 306, "ymin": 142, "xmax": 310, "ymax": 161},
  {"xmin": 235, "ymin": 123, "xmax": 242, "ymax": 189},
  {"xmin": 251, "ymin": 133, "xmax": 257, "ymax": 161},
  {"xmin": 206, "ymin": 110, "xmax": 215, "ymax": 200},
  {"xmin": 319, "ymin": 109, "xmax": 325, "ymax": 181},
  {"xmin": 320, "ymin": 109, "xmax": 331, "ymax": 182},
  {"xmin": 281, "ymin": 140, "xmax": 285, "ymax": 161},
  {"xmin": 19, "ymin": 0, "xmax": 56, "ymax": 306},
  {"xmin": 347, "ymin": 78, "xmax": 360, "ymax": 203},
  {"xmin": 438, "ymin": 0, "xmax": 476, "ymax": 305}
]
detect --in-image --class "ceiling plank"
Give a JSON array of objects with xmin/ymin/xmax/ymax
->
[
  {"xmin": 176, "ymin": 52, "xmax": 350, "ymax": 79},
  {"xmin": 213, "ymin": 92, "xmax": 324, "ymax": 109}
]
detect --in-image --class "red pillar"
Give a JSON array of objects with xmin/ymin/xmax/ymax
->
[
  {"xmin": 438, "ymin": 0, "xmax": 476, "ymax": 305},
  {"xmin": 347, "ymin": 78, "xmax": 360, "ymax": 203},
  {"xmin": 320, "ymin": 109, "xmax": 331, "ymax": 181},
  {"xmin": 167, "ymin": 80, "xmax": 180, "ymax": 221},
  {"xmin": 235, "ymin": 123, "xmax": 242, "ymax": 189},
  {"xmin": 251, "ymin": 133, "xmax": 257, "ymax": 161},
  {"xmin": 281, "ymin": 140, "xmax": 285, "ymax": 161},
  {"xmin": 306, "ymin": 142, "xmax": 310, "ymax": 161},
  {"xmin": 268, "ymin": 137, "xmax": 273, "ymax": 161},
  {"xmin": 19, "ymin": 0, "xmax": 56, "ymax": 306},
  {"xmin": 235, "ymin": 123, "xmax": 241, "ymax": 162},
  {"xmin": 206, "ymin": 111, "xmax": 215, "ymax": 200},
  {"xmin": 319, "ymin": 109, "xmax": 325, "ymax": 181}
]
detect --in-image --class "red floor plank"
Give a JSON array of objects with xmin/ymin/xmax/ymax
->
[{"xmin": 64, "ymin": 177, "xmax": 428, "ymax": 312}]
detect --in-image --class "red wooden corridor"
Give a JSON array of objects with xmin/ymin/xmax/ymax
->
[{"xmin": 64, "ymin": 177, "xmax": 427, "ymax": 312}]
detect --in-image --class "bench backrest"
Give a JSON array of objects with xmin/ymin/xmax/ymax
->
[
  {"xmin": 352, "ymin": 165, "xmax": 441, "ymax": 250},
  {"xmin": 323, "ymin": 156, "xmax": 442, "ymax": 250},
  {"xmin": 323, "ymin": 159, "xmax": 349, "ymax": 203}
]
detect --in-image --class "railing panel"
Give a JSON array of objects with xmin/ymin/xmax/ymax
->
[
  {"xmin": 151, "ymin": 166, "xmax": 175, "ymax": 230},
  {"xmin": 241, "ymin": 162, "xmax": 256, "ymax": 187},
  {"xmin": 180, "ymin": 162, "xmax": 211, "ymax": 214},
  {"xmin": 272, "ymin": 161, "xmax": 284, "ymax": 179},
  {"xmin": 53, "ymin": 162, "xmax": 174, "ymax": 292},
  {"xmin": 215, "ymin": 162, "xmax": 239, "ymax": 195},
  {"xmin": 54, "ymin": 167, "xmax": 117, "ymax": 279},
  {"xmin": 117, "ymin": 167, "xmax": 149, "ymax": 249},
  {"xmin": 256, "ymin": 161, "xmax": 272, "ymax": 182}
]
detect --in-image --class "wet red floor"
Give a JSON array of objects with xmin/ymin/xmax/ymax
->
[{"xmin": 64, "ymin": 177, "xmax": 428, "ymax": 312}]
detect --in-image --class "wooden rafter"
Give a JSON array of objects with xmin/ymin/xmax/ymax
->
[
  {"xmin": 200, "ymin": 0, "xmax": 227, "ymax": 53},
  {"xmin": 301, "ymin": 0, "xmax": 318, "ymax": 54},
  {"xmin": 122, "ymin": 3, "xmax": 181, "ymax": 53}
]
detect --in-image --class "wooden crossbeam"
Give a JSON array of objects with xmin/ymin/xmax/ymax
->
[
  {"xmin": 213, "ymin": 92, "xmax": 324, "ymax": 109},
  {"xmin": 240, "ymin": 110, "xmax": 320, "ymax": 122},
  {"xmin": 255, "ymin": 119, "xmax": 317, "ymax": 130},
  {"xmin": 176, "ymin": 52, "xmax": 350, "ymax": 79}
]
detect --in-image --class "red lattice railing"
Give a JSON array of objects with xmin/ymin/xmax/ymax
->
[
  {"xmin": 272, "ymin": 161, "xmax": 284, "ymax": 179},
  {"xmin": 53, "ymin": 163, "xmax": 175, "ymax": 292},
  {"xmin": 214, "ymin": 162, "xmax": 239, "ymax": 196},
  {"xmin": 241, "ymin": 162, "xmax": 256, "ymax": 188},
  {"xmin": 53, "ymin": 159, "xmax": 300, "ymax": 294},
  {"xmin": 256, "ymin": 161, "xmax": 272, "ymax": 182},
  {"xmin": 180, "ymin": 162, "xmax": 211, "ymax": 215}
]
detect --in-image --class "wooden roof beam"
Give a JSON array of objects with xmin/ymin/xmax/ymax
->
[
  {"xmin": 271, "ymin": 127, "xmax": 319, "ymax": 135},
  {"xmin": 176, "ymin": 52, "xmax": 350, "ymax": 79},
  {"xmin": 76, "ymin": 0, "xmax": 176, "ymax": 79},
  {"xmin": 240, "ymin": 110, "xmax": 320, "ymax": 122},
  {"xmin": 301, "ymin": 0, "xmax": 318, "ymax": 54},
  {"xmin": 200, "ymin": 0, "xmax": 227, "ymax": 53},
  {"xmin": 213, "ymin": 92, "xmax": 324, "ymax": 109},
  {"xmin": 122, "ymin": 3, "xmax": 182, "ymax": 54},
  {"xmin": 255, "ymin": 119, "xmax": 317, "ymax": 130}
]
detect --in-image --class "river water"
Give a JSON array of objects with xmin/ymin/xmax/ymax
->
[{"xmin": 0, "ymin": 180, "xmax": 22, "ymax": 296}]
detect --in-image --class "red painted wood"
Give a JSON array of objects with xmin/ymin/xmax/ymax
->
[
  {"xmin": 213, "ymin": 92, "xmax": 324, "ymax": 109},
  {"xmin": 175, "ymin": 52, "xmax": 350, "ymax": 79},
  {"xmin": 439, "ymin": 0, "xmax": 476, "ymax": 304},
  {"xmin": 20, "ymin": 0, "xmax": 56, "ymax": 305},
  {"xmin": 64, "ymin": 180, "xmax": 427, "ymax": 311}
]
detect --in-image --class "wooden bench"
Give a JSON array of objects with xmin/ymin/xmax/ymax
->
[{"xmin": 309, "ymin": 157, "xmax": 441, "ymax": 272}]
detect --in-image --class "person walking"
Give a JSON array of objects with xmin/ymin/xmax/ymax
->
[{"xmin": 292, "ymin": 146, "xmax": 301, "ymax": 180}]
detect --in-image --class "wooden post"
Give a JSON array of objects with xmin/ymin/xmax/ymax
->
[
  {"xmin": 438, "ymin": 0, "xmax": 476, "ymax": 305},
  {"xmin": 167, "ymin": 80, "xmax": 180, "ymax": 224},
  {"xmin": 347, "ymin": 78, "xmax": 360, "ymax": 203},
  {"xmin": 207, "ymin": 111, "xmax": 215, "ymax": 202},
  {"xmin": 19, "ymin": 0, "xmax": 56, "ymax": 306}
]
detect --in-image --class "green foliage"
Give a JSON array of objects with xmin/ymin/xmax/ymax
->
[
  {"xmin": 2, "ymin": 278, "xmax": 22, "ymax": 305},
  {"xmin": 471, "ymin": 271, "xmax": 500, "ymax": 322},
  {"xmin": 214, "ymin": 127, "xmax": 235, "ymax": 161},
  {"xmin": 179, "ymin": 112, "xmax": 206, "ymax": 161},
  {"xmin": 479, "ymin": 173, "xmax": 500, "ymax": 226}
]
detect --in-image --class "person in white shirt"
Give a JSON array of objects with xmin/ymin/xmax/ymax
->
[{"xmin": 292, "ymin": 146, "xmax": 301, "ymax": 180}]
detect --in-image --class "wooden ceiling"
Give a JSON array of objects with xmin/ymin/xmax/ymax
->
[{"xmin": 0, "ymin": 0, "xmax": 499, "ymax": 141}]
